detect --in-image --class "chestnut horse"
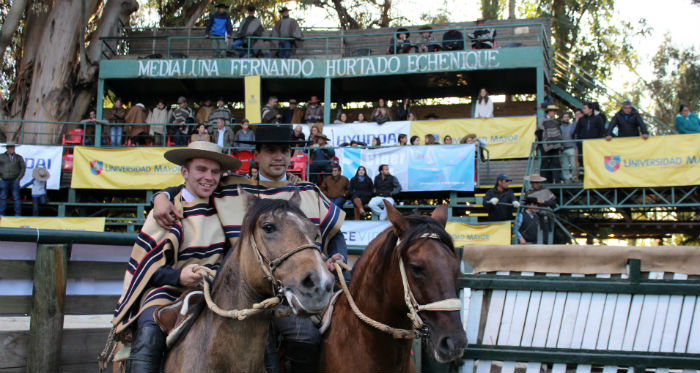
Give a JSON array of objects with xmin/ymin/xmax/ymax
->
[
  {"xmin": 164, "ymin": 189, "xmax": 335, "ymax": 372},
  {"xmin": 320, "ymin": 202, "xmax": 467, "ymax": 372}
]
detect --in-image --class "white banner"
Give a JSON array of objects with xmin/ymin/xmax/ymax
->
[
  {"xmin": 340, "ymin": 221, "xmax": 391, "ymax": 247},
  {"xmin": 325, "ymin": 121, "xmax": 411, "ymax": 147},
  {"xmin": 1, "ymin": 144, "xmax": 63, "ymax": 190}
]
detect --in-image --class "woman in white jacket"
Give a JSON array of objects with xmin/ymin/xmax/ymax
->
[
  {"xmin": 474, "ymin": 88, "xmax": 494, "ymax": 118},
  {"xmin": 146, "ymin": 99, "xmax": 170, "ymax": 146}
]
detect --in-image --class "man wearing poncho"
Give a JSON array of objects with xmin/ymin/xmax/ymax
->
[{"xmin": 111, "ymin": 141, "xmax": 241, "ymax": 373}]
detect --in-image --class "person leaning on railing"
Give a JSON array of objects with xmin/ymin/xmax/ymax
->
[
  {"xmin": 388, "ymin": 28, "xmax": 411, "ymax": 54},
  {"xmin": 605, "ymin": 101, "xmax": 649, "ymax": 141},
  {"xmin": 233, "ymin": 119, "xmax": 256, "ymax": 151},
  {"xmin": 205, "ymin": 3, "xmax": 233, "ymax": 58},
  {"xmin": 81, "ymin": 109, "xmax": 110, "ymax": 146},
  {"xmin": 469, "ymin": 19, "xmax": 497, "ymax": 49},
  {"xmin": 442, "ymin": 29, "xmax": 465, "ymax": 51},
  {"xmin": 558, "ymin": 112, "xmax": 578, "ymax": 183},
  {"xmin": 170, "ymin": 96, "xmax": 195, "ymax": 146},
  {"xmin": 272, "ymin": 7, "xmax": 303, "ymax": 59},
  {"xmin": 414, "ymin": 26, "xmax": 440, "ymax": 53},
  {"xmin": 232, "ymin": 6, "xmax": 264, "ymax": 57},
  {"xmin": 675, "ymin": 104, "xmax": 700, "ymax": 134}
]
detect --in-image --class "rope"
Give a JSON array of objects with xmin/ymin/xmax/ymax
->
[{"xmin": 97, "ymin": 327, "xmax": 117, "ymax": 371}]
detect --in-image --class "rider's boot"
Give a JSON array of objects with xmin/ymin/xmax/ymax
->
[
  {"xmin": 125, "ymin": 324, "xmax": 166, "ymax": 373},
  {"xmin": 284, "ymin": 341, "xmax": 320, "ymax": 373},
  {"xmin": 264, "ymin": 331, "xmax": 282, "ymax": 373}
]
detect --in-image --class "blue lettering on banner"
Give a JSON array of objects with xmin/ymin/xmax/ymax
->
[
  {"xmin": 24, "ymin": 158, "xmax": 52, "ymax": 169},
  {"xmin": 335, "ymin": 133, "xmax": 397, "ymax": 145}
]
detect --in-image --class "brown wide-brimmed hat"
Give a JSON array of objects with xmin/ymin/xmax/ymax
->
[
  {"xmin": 165, "ymin": 141, "xmax": 242, "ymax": 171},
  {"xmin": 314, "ymin": 133, "xmax": 330, "ymax": 142},
  {"xmin": 545, "ymin": 105, "xmax": 559, "ymax": 112},
  {"xmin": 32, "ymin": 167, "xmax": 50, "ymax": 181},
  {"xmin": 524, "ymin": 174, "xmax": 547, "ymax": 183},
  {"xmin": 177, "ymin": 96, "xmax": 187, "ymax": 104},
  {"xmin": 4, "ymin": 140, "xmax": 17, "ymax": 147}
]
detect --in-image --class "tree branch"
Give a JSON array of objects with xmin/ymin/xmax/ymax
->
[{"xmin": 0, "ymin": 0, "xmax": 28, "ymax": 63}]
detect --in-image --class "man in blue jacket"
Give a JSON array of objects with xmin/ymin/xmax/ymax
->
[
  {"xmin": 605, "ymin": 101, "xmax": 649, "ymax": 141},
  {"xmin": 205, "ymin": 3, "xmax": 233, "ymax": 57}
]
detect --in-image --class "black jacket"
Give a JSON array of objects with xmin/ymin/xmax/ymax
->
[
  {"xmin": 395, "ymin": 103, "xmax": 410, "ymax": 121},
  {"xmin": 607, "ymin": 109, "xmax": 648, "ymax": 137},
  {"xmin": 348, "ymin": 176, "xmax": 374, "ymax": 203},
  {"xmin": 484, "ymin": 187, "xmax": 515, "ymax": 221},
  {"xmin": 518, "ymin": 210, "xmax": 540, "ymax": 244},
  {"xmin": 373, "ymin": 174, "xmax": 401, "ymax": 197},
  {"xmin": 574, "ymin": 114, "xmax": 605, "ymax": 139}
]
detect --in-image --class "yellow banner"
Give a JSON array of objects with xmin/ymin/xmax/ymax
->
[
  {"xmin": 245, "ymin": 75, "xmax": 262, "ymax": 124},
  {"xmin": 583, "ymin": 134, "xmax": 700, "ymax": 189},
  {"xmin": 0, "ymin": 217, "xmax": 106, "ymax": 232},
  {"xmin": 446, "ymin": 221, "xmax": 511, "ymax": 246},
  {"xmin": 410, "ymin": 116, "xmax": 536, "ymax": 159},
  {"xmin": 71, "ymin": 147, "xmax": 182, "ymax": 189}
]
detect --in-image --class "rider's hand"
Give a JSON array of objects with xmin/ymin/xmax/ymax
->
[
  {"xmin": 153, "ymin": 193, "xmax": 183, "ymax": 229},
  {"xmin": 179, "ymin": 264, "xmax": 203, "ymax": 287},
  {"xmin": 326, "ymin": 253, "xmax": 344, "ymax": 272}
]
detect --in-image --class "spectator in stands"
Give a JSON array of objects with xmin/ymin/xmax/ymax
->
[
  {"xmin": 353, "ymin": 113, "xmax": 367, "ymax": 123},
  {"xmin": 425, "ymin": 113, "xmax": 439, "ymax": 120},
  {"xmin": 442, "ymin": 29, "xmax": 465, "ymax": 51},
  {"xmin": 559, "ymin": 112, "xmax": 577, "ymax": 183},
  {"xmin": 536, "ymin": 105, "xmax": 563, "ymax": 184},
  {"xmin": 205, "ymin": 3, "xmax": 233, "ymax": 58},
  {"xmin": 443, "ymin": 135, "xmax": 453, "ymax": 144},
  {"xmin": 21, "ymin": 166, "xmax": 50, "ymax": 217},
  {"xmin": 371, "ymin": 98, "xmax": 391, "ymax": 124},
  {"xmin": 461, "ymin": 133, "xmax": 488, "ymax": 161},
  {"xmin": 415, "ymin": 26, "xmax": 439, "ymax": 53},
  {"xmin": 196, "ymin": 99, "xmax": 215, "ymax": 125},
  {"xmin": 308, "ymin": 124, "xmax": 322, "ymax": 143},
  {"xmin": 249, "ymin": 164, "xmax": 259, "ymax": 180},
  {"xmin": 291, "ymin": 125, "xmax": 306, "ymax": 155},
  {"xmin": 675, "ymin": 104, "xmax": 700, "ymax": 134},
  {"xmin": 368, "ymin": 164, "xmax": 402, "ymax": 220},
  {"xmin": 571, "ymin": 108, "xmax": 584, "ymax": 177},
  {"xmin": 410, "ymin": 135, "xmax": 420, "ymax": 145},
  {"xmin": 516, "ymin": 197, "xmax": 541, "ymax": 244},
  {"xmin": 407, "ymin": 112, "xmax": 417, "ymax": 121},
  {"xmin": 424, "ymin": 133, "xmax": 437, "ymax": 145},
  {"xmin": 81, "ymin": 109, "xmax": 110, "ymax": 146},
  {"xmin": 371, "ymin": 137, "xmax": 381, "ymax": 147},
  {"xmin": 485, "ymin": 173, "xmax": 517, "ymax": 221},
  {"xmin": 209, "ymin": 97, "xmax": 233, "ymax": 123},
  {"xmin": 272, "ymin": 7, "xmax": 303, "ymax": 59},
  {"xmin": 321, "ymin": 165, "xmax": 349, "ymax": 207},
  {"xmin": 147, "ymin": 99, "xmax": 169, "ymax": 146},
  {"xmin": 262, "ymin": 96, "xmax": 282, "ymax": 123},
  {"xmin": 233, "ymin": 119, "xmax": 255, "ymax": 151},
  {"xmin": 309, "ymin": 133, "xmax": 335, "ymax": 184},
  {"xmin": 191, "ymin": 123, "xmax": 210, "ymax": 142},
  {"xmin": 304, "ymin": 96, "xmax": 323, "ymax": 124},
  {"xmin": 537, "ymin": 84, "xmax": 555, "ymax": 110},
  {"xmin": 125, "ymin": 103, "xmax": 149, "ymax": 146},
  {"xmin": 282, "ymin": 99, "xmax": 303, "ymax": 124},
  {"xmin": 395, "ymin": 98, "xmax": 411, "ymax": 121},
  {"xmin": 388, "ymin": 28, "xmax": 411, "ymax": 54},
  {"xmin": 334, "ymin": 112, "xmax": 348, "ymax": 124},
  {"xmin": 349, "ymin": 165, "xmax": 373, "ymax": 219},
  {"xmin": 606, "ymin": 101, "xmax": 649, "ymax": 141},
  {"xmin": 474, "ymin": 88, "xmax": 494, "ymax": 118},
  {"xmin": 232, "ymin": 6, "xmax": 264, "ymax": 57},
  {"xmin": 469, "ymin": 19, "xmax": 497, "ymax": 49},
  {"xmin": 398, "ymin": 134, "xmax": 408, "ymax": 146},
  {"xmin": 574, "ymin": 103, "xmax": 605, "ymax": 143},
  {"xmin": 109, "ymin": 97, "xmax": 126, "ymax": 146},
  {"xmin": 210, "ymin": 118, "xmax": 234, "ymax": 149},
  {"xmin": 593, "ymin": 101, "xmax": 607, "ymax": 126},
  {"xmin": 524, "ymin": 174, "xmax": 556, "ymax": 209},
  {"xmin": 0, "ymin": 141, "xmax": 25, "ymax": 217},
  {"xmin": 170, "ymin": 96, "xmax": 195, "ymax": 146}
]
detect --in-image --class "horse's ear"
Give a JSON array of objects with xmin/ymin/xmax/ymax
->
[
  {"xmin": 431, "ymin": 204, "xmax": 448, "ymax": 227},
  {"xmin": 385, "ymin": 199, "xmax": 408, "ymax": 234},
  {"xmin": 238, "ymin": 185, "xmax": 259, "ymax": 210},
  {"xmin": 289, "ymin": 189, "xmax": 302, "ymax": 207}
]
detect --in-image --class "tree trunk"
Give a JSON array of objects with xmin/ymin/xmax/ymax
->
[
  {"xmin": 184, "ymin": 0, "xmax": 211, "ymax": 27},
  {"xmin": 508, "ymin": 0, "xmax": 516, "ymax": 19},
  {"xmin": 0, "ymin": 0, "xmax": 28, "ymax": 64},
  {"xmin": 481, "ymin": 0, "xmax": 501, "ymax": 20}
]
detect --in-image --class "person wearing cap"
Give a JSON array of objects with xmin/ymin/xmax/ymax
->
[
  {"xmin": 205, "ymin": 3, "xmax": 233, "ymax": 57},
  {"xmin": 147, "ymin": 99, "xmax": 169, "ymax": 146},
  {"xmin": 272, "ymin": 7, "xmax": 303, "ymax": 59},
  {"xmin": 309, "ymin": 133, "xmax": 335, "ymax": 185},
  {"xmin": 125, "ymin": 103, "xmax": 149, "ymax": 146},
  {"xmin": 606, "ymin": 101, "xmax": 649, "ymax": 141},
  {"xmin": 304, "ymin": 96, "xmax": 323, "ymax": 124},
  {"xmin": 170, "ymin": 96, "xmax": 195, "ymax": 146},
  {"xmin": 442, "ymin": 29, "xmax": 464, "ymax": 51},
  {"xmin": 282, "ymin": 99, "xmax": 303, "ymax": 124},
  {"xmin": 150, "ymin": 124, "xmax": 347, "ymax": 373},
  {"xmin": 111, "ymin": 142, "xmax": 241, "ymax": 373},
  {"xmin": 208, "ymin": 97, "xmax": 234, "ymax": 124},
  {"xmin": 232, "ymin": 5, "xmax": 264, "ymax": 57},
  {"xmin": 0, "ymin": 142, "xmax": 26, "ymax": 216},
  {"xmin": 524, "ymin": 174, "xmax": 557, "ymax": 209},
  {"xmin": 388, "ymin": 27, "xmax": 411, "ymax": 54},
  {"xmin": 484, "ymin": 174, "xmax": 518, "ymax": 221},
  {"xmin": 515, "ymin": 197, "xmax": 541, "ymax": 244},
  {"xmin": 469, "ymin": 18, "xmax": 497, "ymax": 49},
  {"xmin": 537, "ymin": 105, "xmax": 563, "ymax": 183},
  {"xmin": 415, "ymin": 25, "xmax": 439, "ymax": 53},
  {"xmin": 21, "ymin": 167, "xmax": 50, "ymax": 216}
]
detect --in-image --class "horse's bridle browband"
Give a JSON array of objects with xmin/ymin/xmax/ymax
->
[{"xmin": 249, "ymin": 237, "xmax": 322, "ymax": 291}]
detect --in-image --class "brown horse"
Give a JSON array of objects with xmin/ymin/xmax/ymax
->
[
  {"xmin": 320, "ymin": 202, "xmax": 467, "ymax": 372},
  {"xmin": 164, "ymin": 189, "xmax": 335, "ymax": 372}
]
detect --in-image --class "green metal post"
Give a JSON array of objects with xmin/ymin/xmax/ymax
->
[
  {"xmin": 95, "ymin": 78, "xmax": 105, "ymax": 147},
  {"xmin": 536, "ymin": 66, "xmax": 544, "ymax": 122},
  {"xmin": 323, "ymin": 77, "xmax": 331, "ymax": 125},
  {"xmin": 470, "ymin": 94, "xmax": 478, "ymax": 118}
]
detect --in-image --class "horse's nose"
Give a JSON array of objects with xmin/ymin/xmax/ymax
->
[
  {"xmin": 437, "ymin": 335, "xmax": 466, "ymax": 359},
  {"xmin": 300, "ymin": 270, "xmax": 333, "ymax": 295}
]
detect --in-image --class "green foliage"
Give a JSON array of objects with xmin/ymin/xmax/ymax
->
[
  {"xmin": 481, "ymin": 0, "xmax": 504, "ymax": 19},
  {"xmin": 296, "ymin": 0, "xmax": 407, "ymax": 30}
]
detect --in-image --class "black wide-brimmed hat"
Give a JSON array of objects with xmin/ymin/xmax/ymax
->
[{"xmin": 236, "ymin": 124, "xmax": 309, "ymax": 145}]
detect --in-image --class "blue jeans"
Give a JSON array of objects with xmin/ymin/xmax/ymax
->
[
  {"xmin": 232, "ymin": 39, "xmax": 248, "ymax": 57},
  {"xmin": 330, "ymin": 197, "xmax": 346, "ymax": 207},
  {"xmin": 0, "ymin": 179, "xmax": 21, "ymax": 216},
  {"xmin": 32, "ymin": 194, "xmax": 48, "ymax": 216},
  {"xmin": 278, "ymin": 41, "xmax": 292, "ymax": 58},
  {"xmin": 110, "ymin": 125, "xmax": 123, "ymax": 146},
  {"xmin": 368, "ymin": 196, "xmax": 395, "ymax": 220}
]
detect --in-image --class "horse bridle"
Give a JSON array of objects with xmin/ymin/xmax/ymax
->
[{"xmin": 248, "ymin": 236, "xmax": 322, "ymax": 294}]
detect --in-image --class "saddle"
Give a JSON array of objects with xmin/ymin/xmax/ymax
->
[{"xmin": 154, "ymin": 288, "xmax": 206, "ymax": 348}]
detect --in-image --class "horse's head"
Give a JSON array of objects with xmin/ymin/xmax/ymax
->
[
  {"xmin": 384, "ymin": 202, "xmax": 467, "ymax": 363},
  {"xmin": 239, "ymin": 187, "xmax": 334, "ymax": 315}
]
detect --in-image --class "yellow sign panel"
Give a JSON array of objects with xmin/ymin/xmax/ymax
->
[
  {"xmin": 0, "ymin": 217, "xmax": 106, "ymax": 232},
  {"xmin": 446, "ymin": 221, "xmax": 511, "ymax": 246},
  {"xmin": 244, "ymin": 75, "xmax": 262, "ymax": 124},
  {"xmin": 410, "ymin": 116, "xmax": 537, "ymax": 159},
  {"xmin": 583, "ymin": 134, "xmax": 700, "ymax": 189},
  {"xmin": 71, "ymin": 147, "xmax": 182, "ymax": 190}
]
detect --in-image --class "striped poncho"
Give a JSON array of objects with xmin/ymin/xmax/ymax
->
[{"xmin": 112, "ymin": 192, "xmax": 227, "ymax": 334}]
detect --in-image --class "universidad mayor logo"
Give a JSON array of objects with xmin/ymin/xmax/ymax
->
[
  {"xmin": 604, "ymin": 155, "xmax": 620, "ymax": 172},
  {"xmin": 90, "ymin": 160, "xmax": 104, "ymax": 175}
]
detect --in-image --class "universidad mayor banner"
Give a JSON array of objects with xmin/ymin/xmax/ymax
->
[
  {"xmin": 410, "ymin": 116, "xmax": 537, "ymax": 159},
  {"xmin": 0, "ymin": 217, "xmax": 106, "ymax": 232},
  {"xmin": 71, "ymin": 147, "xmax": 182, "ymax": 189},
  {"xmin": 583, "ymin": 134, "xmax": 700, "ymax": 189},
  {"xmin": 445, "ymin": 221, "xmax": 512, "ymax": 246}
]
